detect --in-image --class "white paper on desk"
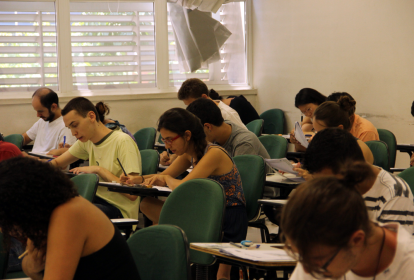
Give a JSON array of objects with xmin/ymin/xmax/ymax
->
[
  {"xmin": 219, "ymin": 248, "xmax": 294, "ymax": 262},
  {"xmin": 100, "ymin": 182, "xmax": 172, "ymax": 192},
  {"xmin": 28, "ymin": 151, "xmax": 55, "ymax": 159},
  {"xmin": 152, "ymin": 186, "xmax": 172, "ymax": 192},
  {"xmin": 265, "ymin": 158, "xmax": 298, "ymax": 175},
  {"xmin": 294, "ymin": 121, "xmax": 309, "ymax": 148}
]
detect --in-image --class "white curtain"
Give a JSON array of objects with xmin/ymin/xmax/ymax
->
[{"xmin": 167, "ymin": 0, "xmax": 240, "ymax": 13}]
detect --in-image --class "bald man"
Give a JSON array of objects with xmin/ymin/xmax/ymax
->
[{"xmin": 22, "ymin": 87, "xmax": 76, "ymax": 154}]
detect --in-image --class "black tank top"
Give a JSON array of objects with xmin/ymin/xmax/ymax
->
[{"xmin": 73, "ymin": 226, "xmax": 140, "ymax": 280}]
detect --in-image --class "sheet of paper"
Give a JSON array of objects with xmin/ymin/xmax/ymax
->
[
  {"xmin": 99, "ymin": 182, "xmax": 172, "ymax": 192},
  {"xmin": 258, "ymin": 199, "xmax": 288, "ymax": 205},
  {"xmin": 294, "ymin": 121, "xmax": 309, "ymax": 148},
  {"xmin": 265, "ymin": 158, "xmax": 298, "ymax": 175},
  {"xmin": 28, "ymin": 151, "xmax": 55, "ymax": 159},
  {"xmin": 111, "ymin": 218, "xmax": 138, "ymax": 223},
  {"xmin": 218, "ymin": 248, "xmax": 294, "ymax": 262}
]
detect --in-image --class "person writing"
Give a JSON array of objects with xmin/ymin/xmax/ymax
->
[
  {"xmin": 0, "ymin": 157, "xmax": 140, "ymax": 280},
  {"xmin": 121, "ymin": 108, "xmax": 247, "ymax": 280}
]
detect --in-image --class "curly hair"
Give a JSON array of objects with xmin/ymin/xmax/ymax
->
[
  {"xmin": 0, "ymin": 157, "xmax": 78, "ymax": 249},
  {"xmin": 157, "ymin": 108, "xmax": 207, "ymax": 164}
]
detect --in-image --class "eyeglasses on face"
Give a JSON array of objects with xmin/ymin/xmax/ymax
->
[
  {"xmin": 301, "ymin": 106, "xmax": 313, "ymax": 116},
  {"xmin": 161, "ymin": 134, "xmax": 181, "ymax": 145}
]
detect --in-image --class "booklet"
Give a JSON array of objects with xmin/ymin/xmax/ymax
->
[{"xmin": 294, "ymin": 121, "xmax": 309, "ymax": 148}]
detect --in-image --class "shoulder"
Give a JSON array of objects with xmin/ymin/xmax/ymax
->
[{"xmin": 49, "ymin": 196, "xmax": 87, "ymax": 227}]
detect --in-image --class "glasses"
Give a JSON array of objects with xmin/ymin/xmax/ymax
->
[
  {"xmin": 301, "ymin": 107, "xmax": 313, "ymax": 116},
  {"xmin": 161, "ymin": 134, "xmax": 181, "ymax": 145},
  {"xmin": 285, "ymin": 244, "xmax": 342, "ymax": 279}
]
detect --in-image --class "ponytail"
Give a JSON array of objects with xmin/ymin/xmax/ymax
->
[{"xmin": 95, "ymin": 101, "xmax": 110, "ymax": 123}]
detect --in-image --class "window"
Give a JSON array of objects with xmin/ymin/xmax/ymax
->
[{"xmin": 0, "ymin": 0, "xmax": 249, "ymax": 95}]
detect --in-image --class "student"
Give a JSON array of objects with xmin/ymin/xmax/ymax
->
[
  {"xmin": 22, "ymin": 87, "xmax": 76, "ymax": 155},
  {"xmin": 121, "ymin": 108, "xmax": 247, "ymax": 280},
  {"xmin": 300, "ymin": 128, "xmax": 414, "ymax": 233},
  {"xmin": 186, "ymin": 98, "xmax": 271, "ymax": 173},
  {"xmin": 281, "ymin": 170, "xmax": 414, "ymax": 280},
  {"xmin": 50, "ymin": 97, "xmax": 142, "ymax": 220},
  {"xmin": 294, "ymin": 96, "xmax": 374, "ymax": 164},
  {"xmin": 327, "ymin": 92, "xmax": 379, "ymax": 142},
  {"xmin": 0, "ymin": 157, "xmax": 140, "ymax": 280},
  {"xmin": 95, "ymin": 101, "xmax": 136, "ymax": 143},
  {"xmin": 208, "ymin": 89, "xmax": 260, "ymax": 125}
]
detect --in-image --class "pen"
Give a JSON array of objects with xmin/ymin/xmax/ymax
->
[
  {"xmin": 18, "ymin": 250, "xmax": 28, "ymax": 259},
  {"xmin": 63, "ymin": 136, "xmax": 66, "ymax": 147},
  {"xmin": 229, "ymin": 242, "xmax": 242, "ymax": 248},
  {"xmin": 117, "ymin": 158, "xmax": 127, "ymax": 176},
  {"xmin": 167, "ymin": 148, "xmax": 170, "ymax": 158}
]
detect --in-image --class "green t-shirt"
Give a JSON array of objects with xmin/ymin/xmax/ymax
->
[{"xmin": 69, "ymin": 131, "xmax": 142, "ymax": 219}]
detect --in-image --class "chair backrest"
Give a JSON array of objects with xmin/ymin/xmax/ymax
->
[
  {"xmin": 133, "ymin": 127, "xmax": 156, "ymax": 151},
  {"xmin": 140, "ymin": 149, "xmax": 159, "ymax": 175},
  {"xmin": 259, "ymin": 108, "xmax": 285, "ymax": 135},
  {"xmin": 127, "ymin": 224, "xmax": 191, "ymax": 280},
  {"xmin": 377, "ymin": 129, "xmax": 397, "ymax": 168},
  {"xmin": 70, "ymin": 174, "xmax": 99, "ymax": 202},
  {"xmin": 233, "ymin": 155, "xmax": 266, "ymax": 221},
  {"xmin": 246, "ymin": 119, "xmax": 264, "ymax": 137},
  {"xmin": 4, "ymin": 134, "xmax": 24, "ymax": 150},
  {"xmin": 158, "ymin": 179, "xmax": 225, "ymax": 265},
  {"xmin": 157, "ymin": 133, "xmax": 164, "ymax": 144},
  {"xmin": 397, "ymin": 167, "xmax": 414, "ymax": 194},
  {"xmin": 366, "ymin": 140, "xmax": 390, "ymax": 171},
  {"xmin": 258, "ymin": 135, "xmax": 288, "ymax": 159}
]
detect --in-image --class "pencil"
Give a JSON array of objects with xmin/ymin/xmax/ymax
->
[
  {"xmin": 18, "ymin": 250, "xmax": 28, "ymax": 259},
  {"xmin": 117, "ymin": 158, "xmax": 127, "ymax": 176},
  {"xmin": 63, "ymin": 135, "xmax": 66, "ymax": 147},
  {"xmin": 167, "ymin": 148, "xmax": 170, "ymax": 158}
]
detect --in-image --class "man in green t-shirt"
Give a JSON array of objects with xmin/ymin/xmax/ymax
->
[{"xmin": 51, "ymin": 97, "xmax": 141, "ymax": 219}]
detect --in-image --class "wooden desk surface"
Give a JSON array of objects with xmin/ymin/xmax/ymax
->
[{"xmin": 190, "ymin": 243, "xmax": 296, "ymax": 267}]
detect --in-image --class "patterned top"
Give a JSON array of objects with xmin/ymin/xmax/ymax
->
[{"xmin": 193, "ymin": 144, "xmax": 246, "ymax": 207}]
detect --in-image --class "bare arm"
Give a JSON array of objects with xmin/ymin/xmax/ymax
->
[
  {"xmin": 49, "ymin": 151, "xmax": 79, "ymax": 169},
  {"xmin": 22, "ymin": 132, "xmax": 32, "ymax": 146},
  {"xmin": 301, "ymin": 116, "xmax": 313, "ymax": 133}
]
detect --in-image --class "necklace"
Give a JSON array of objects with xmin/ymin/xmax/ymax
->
[{"xmin": 344, "ymin": 227, "xmax": 386, "ymax": 280}]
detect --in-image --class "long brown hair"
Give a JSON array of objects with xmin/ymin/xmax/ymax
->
[{"xmin": 313, "ymin": 96, "xmax": 356, "ymax": 131}]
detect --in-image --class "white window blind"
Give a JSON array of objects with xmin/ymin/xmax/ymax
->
[
  {"xmin": 70, "ymin": 2, "xmax": 155, "ymax": 91},
  {"xmin": 0, "ymin": 2, "xmax": 58, "ymax": 92}
]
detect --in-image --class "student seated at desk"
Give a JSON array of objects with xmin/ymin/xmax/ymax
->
[
  {"xmin": 0, "ymin": 157, "xmax": 140, "ymax": 280},
  {"xmin": 282, "ymin": 169, "xmax": 414, "ymax": 280},
  {"xmin": 290, "ymin": 88, "xmax": 327, "ymax": 145},
  {"xmin": 121, "ymin": 108, "xmax": 247, "ymax": 280},
  {"xmin": 22, "ymin": 87, "xmax": 76, "ymax": 156},
  {"xmin": 50, "ymin": 97, "xmax": 142, "ymax": 220},
  {"xmin": 293, "ymin": 96, "xmax": 374, "ymax": 164},
  {"xmin": 327, "ymin": 92, "xmax": 379, "ymax": 142},
  {"xmin": 297, "ymin": 128, "xmax": 414, "ymax": 234}
]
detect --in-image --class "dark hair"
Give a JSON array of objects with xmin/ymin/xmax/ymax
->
[
  {"xmin": 177, "ymin": 78, "xmax": 209, "ymax": 100},
  {"xmin": 411, "ymin": 101, "xmax": 414, "ymax": 117},
  {"xmin": 62, "ymin": 97, "xmax": 101, "ymax": 122},
  {"xmin": 0, "ymin": 157, "xmax": 78, "ymax": 249},
  {"xmin": 327, "ymin": 92, "xmax": 356, "ymax": 116},
  {"xmin": 32, "ymin": 87, "xmax": 59, "ymax": 109},
  {"xmin": 304, "ymin": 128, "xmax": 364, "ymax": 174},
  {"xmin": 294, "ymin": 88, "xmax": 327, "ymax": 108},
  {"xmin": 158, "ymin": 108, "xmax": 207, "ymax": 164},
  {"xmin": 281, "ymin": 166, "xmax": 373, "ymax": 272},
  {"xmin": 313, "ymin": 96, "xmax": 356, "ymax": 131},
  {"xmin": 208, "ymin": 89, "xmax": 222, "ymax": 100},
  {"xmin": 95, "ymin": 101, "xmax": 110, "ymax": 123},
  {"xmin": 186, "ymin": 98, "xmax": 224, "ymax": 127}
]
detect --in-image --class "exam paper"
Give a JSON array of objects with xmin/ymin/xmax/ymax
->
[
  {"xmin": 219, "ymin": 248, "xmax": 294, "ymax": 262},
  {"xmin": 294, "ymin": 121, "xmax": 309, "ymax": 148},
  {"xmin": 265, "ymin": 158, "xmax": 298, "ymax": 175}
]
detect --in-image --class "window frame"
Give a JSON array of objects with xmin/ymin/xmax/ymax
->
[{"xmin": 0, "ymin": 0, "xmax": 254, "ymax": 102}]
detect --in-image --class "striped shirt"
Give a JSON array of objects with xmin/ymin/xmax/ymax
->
[{"xmin": 363, "ymin": 169, "xmax": 414, "ymax": 234}]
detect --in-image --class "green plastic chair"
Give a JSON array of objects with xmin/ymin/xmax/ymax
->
[
  {"xmin": 233, "ymin": 155, "xmax": 269, "ymax": 242},
  {"xmin": 246, "ymin": 119, "xmax": 264, "ymax": 137},
  {"xmin": 133, "ymin": 127, "xmax": 156, "ymax": 151},
  {"xmin": 258, "ymin": 135, "xmax": 288, "ymax": 159},
  {"xmin": 260, "ymin": 109, "xmax": 285, "ymax": 135},
  {"xmin": 140, "ymin": 149, "xmax": 159, "ymax": 175},
  {"xmin": 378, "ymin": 129, "xmax": 397, "ymax": 168},
  {"xmin": 70, "ymin": 174, "xmax": 98, "ymax": 202},
  {"xmin": 127, "ymin": 225, "xmax": 191, "ymax": 280},
  {"xmin": 4, "ymin": 134, "xmax": 24, "ymax": 150},
  {"xmin": 397, "ymin": 166, "xmax": 414, "ymax": 194},
  {"xmin": 158, "ymin": 178, "xmax": 225, "ymax": 266},
  {"xmin": 366, "ymin": 140, "xmax": 390, "ymax": 171}
]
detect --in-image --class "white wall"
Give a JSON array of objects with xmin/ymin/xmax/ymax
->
[{"xmin": 252, "ymin": 0, "xmax": 414, "ymax": 168}]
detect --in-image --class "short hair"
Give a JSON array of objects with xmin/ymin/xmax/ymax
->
[
  {"xmin": 313, "ymin": 96, "xmax": 356, "ymax": 131},
  {"xmin": 186, "ymin": 98, "xmax": 224, "ymax": 127},
  {"xmin": 304, "ymin": 128, "xmax": 364, "ymax": 174},
  {"xmin": 327, "ymin": 92, "xmax": 356, "ymax": 115},
  {"xmin": 62, "ymin": 97, "xmax": 101, "ymax": 122},
  {"xmin": 294, "ymin": 88, "xmax": 327, "ymax": 108},
  {"xmin": 32, "ymin": 87, "xmax": 59, "ymax": 109},
  {"xmin": 208, "ymin": 89, "xmax": 222, "ymax": 100},
  {"xmin": 281, "ymin": 169, "xmax": 373, "ymax": 274},
  {"xmin": 0, "ymin": 157, "xmax": 78, "ymax": 249},
  {"xmin": 177, "ymin": 78, "xmax": 209, "ymax": 100},
  {"xmin": 411, "ymin": 101, "xmax": 414, "ymax": 117}
]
